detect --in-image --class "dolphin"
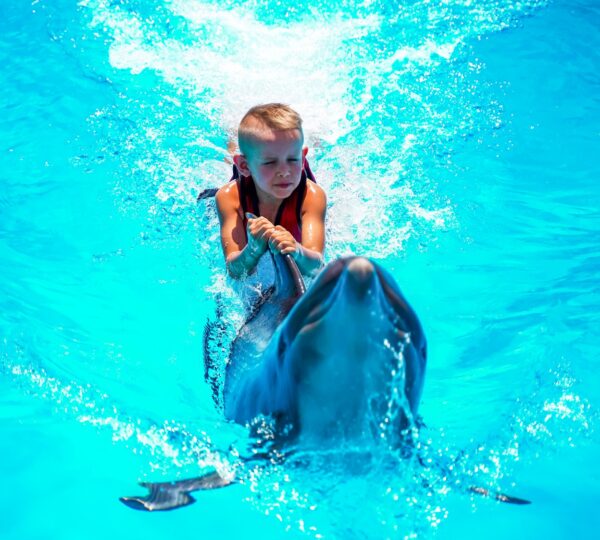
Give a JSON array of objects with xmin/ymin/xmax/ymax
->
[
  {"xmin": 223, "ymin": 254, "xmax": 427, "ymax": 447},
  {"xmin": 121, "ymin": 254, "xmax": 426, "ymax": 511},
  {"xmin": 121, "ymin": 255, "xmax": 530, "ymax": 510}
]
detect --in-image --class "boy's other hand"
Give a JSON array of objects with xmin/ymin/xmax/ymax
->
[
  {"xmin": 268, "ymin": 225, "xmax": 299, "ymax": 257},
  {"xmin": 245, "ymin": 213, "xmax": 274, "ymax": 256}
]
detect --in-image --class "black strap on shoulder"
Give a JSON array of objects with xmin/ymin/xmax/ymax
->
[
  {"xmin": 238, "ymin": 171, "xmax": 247, "ymax": 214},
  {"xmin": 274, "ymin": 202, "xmax": 285, "ymax": 225},
  {"xmin": 244, "ymin": 175, "xmax": 260, "ymax": 217},
  {"xmin": 295, "ymin": 172, "xmax": 307, "ymax": 226},
  {"xmin": 197, "ymin": 187, "xmax": 219, "ymax": 201}
]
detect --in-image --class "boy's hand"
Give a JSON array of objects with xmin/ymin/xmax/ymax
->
[
  {"xmin": 245, "ymin": 213, "xmax": 275, "ymax": 257},
  {"xmin": 268, "ymin": 225, "xmax": 300, "ymax": 257}
]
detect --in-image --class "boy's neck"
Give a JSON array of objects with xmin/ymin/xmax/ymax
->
[{"xmin": 254, "ymin": 184, "xmax": 284, "ymax": 222}]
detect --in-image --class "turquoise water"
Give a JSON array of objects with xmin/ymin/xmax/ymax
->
[{"xmin": 1, "ymin": 0, "xmax": 598, "ymax": 538}]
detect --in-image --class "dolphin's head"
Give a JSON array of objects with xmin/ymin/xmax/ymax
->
[
  {"xmin": 275, "ymin": 257, "xmax": 427, "ymax": 446},
  {"xmin": 281, "ymin": 257, "xmax": 425, "ymax": 353}
]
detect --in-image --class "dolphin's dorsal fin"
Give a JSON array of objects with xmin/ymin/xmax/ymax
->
[{"xmin": 272, "ymin": 253, "xmax": 306, "ymax": 299}]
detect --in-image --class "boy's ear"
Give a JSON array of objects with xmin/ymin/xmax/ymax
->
[{"xmin": 233, "ymin": 154, "xmax": 251, "ymax": 177}]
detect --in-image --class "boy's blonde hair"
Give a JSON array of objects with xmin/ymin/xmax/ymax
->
[{"xmin": 238, "ymin": 103, "xmax": 303, "ymax": 156}]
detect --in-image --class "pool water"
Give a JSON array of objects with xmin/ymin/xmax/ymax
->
[{"xmin": 1, "ymin": 0, "xmax": 598, "ymax": 538}]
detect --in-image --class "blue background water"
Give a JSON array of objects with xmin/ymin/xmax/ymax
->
[{"xmin": 1, "ymin": 0, "xmax": 598, "ymax": 538}]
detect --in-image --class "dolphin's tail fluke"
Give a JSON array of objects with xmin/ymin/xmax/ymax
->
[{"xmin": 120, "ymin": 471, "xmax": 233, "ymax": 511}]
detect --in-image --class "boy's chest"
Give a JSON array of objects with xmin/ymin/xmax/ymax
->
[
  {"xmin": 257, "ymin": 202, "xmax": 282, "ymax": 224},
  {"xmin": 237, "ymin": 203, "xmax": 280, "ymax": 224}
]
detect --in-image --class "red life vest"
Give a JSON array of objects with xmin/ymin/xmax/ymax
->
[{"xmin": 233, "ymin": 159, "xmax": 316, "ymax": 243}]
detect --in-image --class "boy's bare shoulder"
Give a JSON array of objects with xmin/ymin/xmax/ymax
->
[
  {"xmin": 215, "ymin": 180, "xmax": 240, "ymax": 212},
  {"xmin": 305, "ymin": 179, "xmax": 327, "ymax": 207}
]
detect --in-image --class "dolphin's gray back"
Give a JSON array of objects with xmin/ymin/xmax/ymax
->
[{"xmin": 223, "ymin": 253, "xmax": 305, "ymax": 421}]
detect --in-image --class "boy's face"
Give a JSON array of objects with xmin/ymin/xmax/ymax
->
[{"xmin": 235, "ymin": 128, "xmax": 307, "ymax": 203}]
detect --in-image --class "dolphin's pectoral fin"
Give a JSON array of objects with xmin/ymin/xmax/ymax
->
[
  {"xmin": 469, "ymin": 486, "xmax": 531, "ymax": 505},
  {"xmin": 416, "ymin": 454, "xmax": 530, "ymax": 506},
  {"xmin": 119, "ymin": 492, "xmax": 196, "ymax": 512},
  {"xmin": 120, "ymin": 471, "xmax": 234, "ymax": 512}
]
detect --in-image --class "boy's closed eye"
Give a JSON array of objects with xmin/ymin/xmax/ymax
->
[{"xmin": 262, "ymin": 158, "xmax": 300, "ymax": 165}]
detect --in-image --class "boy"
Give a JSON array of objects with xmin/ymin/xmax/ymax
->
[{"xmin": 216, "ymin": 104, "xmax": 326, "ymax": 278}]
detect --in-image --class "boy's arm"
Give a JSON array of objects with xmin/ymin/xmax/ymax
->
[
  {"xmin": 215, "ymin": 182, "xmax": 273, "ymax": 278},
  {"xmin": 268, "ymin": 181, "xmax": 327, "ymax": 276},
  {"xmin": 297, "ymin": 181, "xmax": 327, "ymax": 274}
]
